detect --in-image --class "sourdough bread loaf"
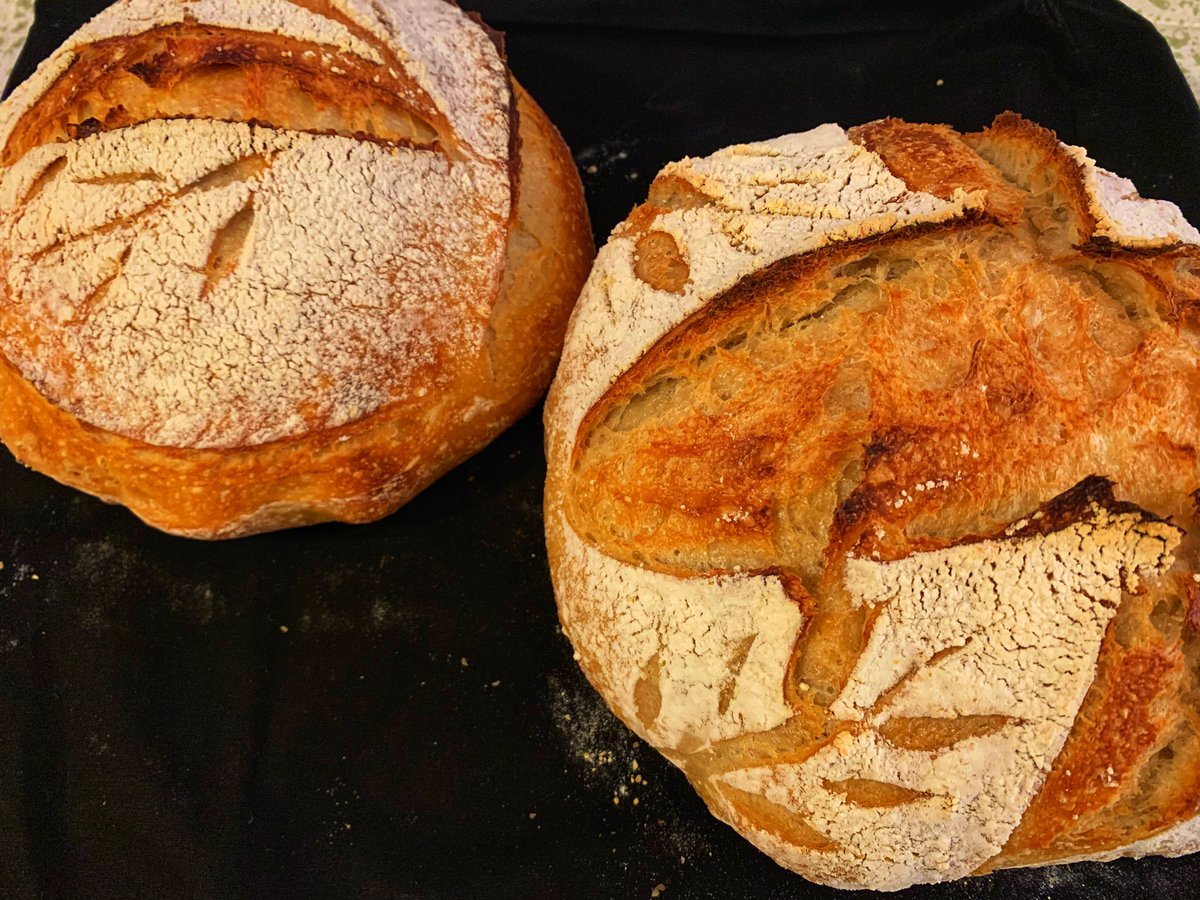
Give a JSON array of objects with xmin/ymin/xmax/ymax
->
[
  {"xmin": 544, "ymin": 113, "xmax": 1200, "ymax": 889},
  {"xmin": 0, "ymin": 0, "xmax": 592, "ymax": 537}
]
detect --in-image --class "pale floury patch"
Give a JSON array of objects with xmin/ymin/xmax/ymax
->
[
  {"xmin": 0, "ymin": 0, "xmax": 513, "ymax": 448},
  {"xmin": 716, "ymin": 504, "xmax": 1179, "ymax": 890}
]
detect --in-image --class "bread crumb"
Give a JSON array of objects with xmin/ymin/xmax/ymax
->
[
  {"xmin": 650, "ymin": 884, "xmax": 666, "ymax": 898},
  {"xmin": 935, "ymin": 78, "xmax": 945, "ymax": 87},
  {"xmin": 460, "ymin": 657, "xmax": 469, "ymax": 667},
  {"xmin": 279, "ymin": 625, "xmax": 289, "ymax": 633}
]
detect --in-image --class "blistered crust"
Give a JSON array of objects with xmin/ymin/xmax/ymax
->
[
  {"xmin": 1052, "ymin": 813, "xmax": 1200, "ymax": 866},
  {"xmin": 547, "ymin": 124, "xmax": 980, "ymax": 456},
  {"xmin": 545, "ymin": 114, "xmax": 1200, "ymax": 890},
  {"xmin": 546, "ymin": 123, "xmax": 988, "ymax": 756}
]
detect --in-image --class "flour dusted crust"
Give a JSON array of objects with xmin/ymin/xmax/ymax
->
[
  {"xmin": 4, "ymin": 119, "xmax": 506, "ymax": 448},
  {"xmin": 556, "ymin": 521, "xmax": 804, "ymax": 752},
  {"xmin": 544, "ymin": 114, "xmax": 1200, "ymax": 889},
  {"xmin": 549, "ymin": 124, "xmax": 979, "ymax": 447},
  {"xmin": 0, "ymin": 0, "xmax": 592, "ymax": 536},
  {"xmin": 716, "ymin": 488, "xmax": 1181, "ymax": 890}
]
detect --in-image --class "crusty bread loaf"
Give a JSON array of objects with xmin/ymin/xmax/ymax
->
[
  {"xmin": 0, "ymin": 0, "xmax": 592, "ymax": 538},
  {"xmin": 544, "ymin": 113, "xmax": 1200, "ymax": 890}
]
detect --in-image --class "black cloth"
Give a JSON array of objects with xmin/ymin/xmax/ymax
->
[{"xmin": 2, "ymin": 2, "xmax": 1198, "ymax": 898}]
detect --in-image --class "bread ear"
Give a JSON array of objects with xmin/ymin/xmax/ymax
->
[{"xmin": 546, "ymin": 116, "xmax": 1200, "ymax": 888}]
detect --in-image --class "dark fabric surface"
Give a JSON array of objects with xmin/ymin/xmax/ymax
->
[{"xmin": 1, "ymin": 2, "xmax": 1199, "ymax": 898}]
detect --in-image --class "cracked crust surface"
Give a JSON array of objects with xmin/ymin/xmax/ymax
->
[
  {"xmin": 544, "ymin": 115, "xmax": 1200, "ymax": 889},
  {"xmin": 0, "ymin": 0, "xmax": 593, "ymax": 536}
]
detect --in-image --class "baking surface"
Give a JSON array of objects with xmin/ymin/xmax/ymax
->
[{"xmin": 2, "ymin": 1, "xmax": 1200, "ymax": 897}]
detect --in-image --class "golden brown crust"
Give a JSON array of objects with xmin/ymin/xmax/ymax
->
[
  {"xmin": 965, "ymin": 111, "xmax": 1099, "ymax": 242},
  {"xmin": 546, "ymin": 115, "xmax": 1200, "ymax": 888},
  {"xmin": 488, "ymin": 86, "xmax": 594, "ymax": 409},
  {"xmin": 996, "ymin": 639, "xmax": 1189, "ymax": 864},
  {"xmin": 850, "ymin": 118, "xmax": 1026, "ymax": 224},
  {"xmin": 1, "ymin": 24, "xmax": 444, "ymax": 165},
  {"xmin": 0, "ymin": 81, "xmax": 590, "ymax": 538},
  {"xmin": 0, "ymin": 1, "xmax": 592, "ymax": 537}
]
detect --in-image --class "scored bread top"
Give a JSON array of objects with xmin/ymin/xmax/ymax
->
[
  {"xmin": 545, "ymin": 114, "xmax": 1200, "ymax": 889},
  {"xmin": 549, "ymin": 114, "xmax": 1200, "ymax": 747},
  {"xmin": 550, "ymin": 117, "xmax": 1197, "ymax": 457},
  {"xmin": 716, "ymin": 486, "xmax": 1180, "ymax": 889},
  {"xmin": 550, "ymin": 124, "xmax": 980, "ymax": 450},
  {"xmin": 0, "ymin": 0, "xmax": 513, "ymax": 448}
]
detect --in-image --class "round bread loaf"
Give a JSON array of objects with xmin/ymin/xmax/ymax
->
[
  {"xmin": 544, "ymin": 114, "xmax": 1200, "ymax": 889},
  {"xmin": 0, "ymin": 0, "xmax": 592, "ymax": 538}
]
